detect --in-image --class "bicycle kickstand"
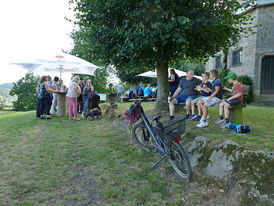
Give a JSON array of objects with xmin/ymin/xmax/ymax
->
[{"xmin": 151, "ymin": 154, "xmax": 166, "ymax": 169}]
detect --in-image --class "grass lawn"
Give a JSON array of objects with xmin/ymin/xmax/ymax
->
[
  {"xmin": 117, "ymin": 102, "xmax": 274, "ymax": 151},
  {"xmin": 0, "ymin": 110, "xmax": 217, "ymax": 205}
]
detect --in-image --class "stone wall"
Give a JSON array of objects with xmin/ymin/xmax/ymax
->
[
  {"xmin": 205, "ymin": 3, "xmax": 274, "ymax": 97},
  {"xmin": 104, "ymin": 107, "xmax": 274, "ymax": 204}
]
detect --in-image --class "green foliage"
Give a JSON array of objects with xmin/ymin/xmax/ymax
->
[
  {"xmin": 172, "ymin": 60, "xmax": 205, "ymax": 76},
  {"xmin": 72, "ymin": 66, "xmax": 109, "ymax": 93},
  {"xmin": 69, "ymin": 0, "xmax": 253, "ymax": 67},
  {"xmin": 238, "ymin": 75, "xmax": 255, "ymax": 104},
  {"xmin": 219, "ymin": 69, "xmax": 230, "ymax": 87},
  {"xmin": 9, "ymin": 73, "xmax": 40, "ymax": 111},
  {"xmin": 69, "ymin": 0, "xmax": 255, "ymax": 109}
]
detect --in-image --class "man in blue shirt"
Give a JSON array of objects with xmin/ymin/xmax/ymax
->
[
  {"xmin": 144, "ymin": 84, "xmax": 153, "ymax": 97},
  {"xmin": 116, "ymin": 83, "xmax": 124, "ymax": 102},
  {"xmin": 169, "ymin": 70, "xmax": 202, "ymax": 121}
]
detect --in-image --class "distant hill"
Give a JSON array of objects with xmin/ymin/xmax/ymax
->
[{"xmin": 0, "ymin": 83, "xmax": 14, "ymax": 89}]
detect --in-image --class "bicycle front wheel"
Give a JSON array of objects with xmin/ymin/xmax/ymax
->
[
  {"xmin": 168, "ymin": 141, "xmax": 192, "ymax": 180},
  {"xmin": 132, "ymin": 123, "xmax": 155, "ymax": 152}
]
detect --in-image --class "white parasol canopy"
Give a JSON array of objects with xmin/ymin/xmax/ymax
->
[
  {"xmin": 12, "ymin": 53, "xmax": 99, "ymax": 80},
  {"xmin": 136, "ymin": 68, "xmax": 202, "ymax": 79}
]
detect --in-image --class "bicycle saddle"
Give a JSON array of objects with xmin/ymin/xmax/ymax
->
[{"xmin": 152, "ymin": 114, "xmax": 161, "ymax": 121}]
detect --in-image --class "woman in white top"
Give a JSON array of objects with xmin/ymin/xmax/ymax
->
[{"xmin": 66, "ymin": 76, "xmax": 81, "ymax": 120}]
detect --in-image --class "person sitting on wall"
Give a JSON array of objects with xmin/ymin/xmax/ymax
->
[
  {"xmin": 215, "ymin": 72, "xmax": 244, "ymax": 128},
  {"xmin": 197, "ymin": 69, "xmax": 223, "ymax": 128},
  {"xmin": 189, "ymin": 72, "xmax": 212, "ymax": 122},
  {"xmin": 169, "ymin": 70, "xmax": 202, "ymax": 121}
]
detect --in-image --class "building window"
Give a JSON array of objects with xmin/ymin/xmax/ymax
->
[
  {"xmin": 215, "ymin": 56, "xmax": 222, "ymax": 69},
  {"xmin": 232, "ymin": 49, "xmax": 242, "ymax": 66}
]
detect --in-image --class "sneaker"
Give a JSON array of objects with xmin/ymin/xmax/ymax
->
[
  {"xmin": 196, "ymin": 115, "xmax": 202, "ymax": 122},
  {"xmin": 169, "ymin": 116, "xmax": 175, "ymax": 122},
  {"xmin": 189, "ymin": 114, "xmax": 197, "ymax": 120},
  {"xmin": 220, "ymin": 121, "xmax": 230, "ymax": 128},
  {"xmin": 197, "ymin": 120, "xmax": 208, "ymax": 128},
  {"xmin": 185, "ymin": 114, "xmax": 190, "ymax": 119},
  {"xmin": 215, "ymin": 117, "xmax": 224, "ymax": 124},
  {"xmin": 225, "ymin": 122, "xmax": 233, "ymax": 129},
  {"xmin": 199, "ymin": 115, "xmax": 210, "ymax": 122},
  {"xmin": 207, "ymin": 115, "xmax": 210, "ymax": 119}
]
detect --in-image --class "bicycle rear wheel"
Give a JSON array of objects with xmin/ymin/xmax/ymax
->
[
  {"xmin": 132, "ymin": 123, "xmax": 155, "ymax": 152},
  {"xmin": 167, "ymin": 141, "xmax": 192, "ymax": 180}
]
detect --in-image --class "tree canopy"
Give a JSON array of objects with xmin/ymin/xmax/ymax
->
[
  {"xmin": 69, "ymin": 0, "xmax": 253, "ymax": 110},
  {"xmin": 9, "ymin": 73, "xmax": 39, "ymax": 111}
]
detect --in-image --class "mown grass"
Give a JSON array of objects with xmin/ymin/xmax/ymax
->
[
  {"xmin": 116, "ymin": 102, "xmax": 274, "ymax": 151},
  {"xmin": 0, "ymin": 110, "xmax": 202, "ymax": 205}
]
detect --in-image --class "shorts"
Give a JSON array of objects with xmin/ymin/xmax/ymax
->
[
  {"xmin": 226, "ymin": 98, "xmax": 242, "ymax": 106},
  {"xmin": 175, "ymin": 95, "xmax": 195, "ymax": 104},
  {"xmin": 192, "ymin": 96, "xmax": 207, "ymax": 103},
  {"xmin": 203, "ymin": 96, "xmax": 222, "ymax": 107}
]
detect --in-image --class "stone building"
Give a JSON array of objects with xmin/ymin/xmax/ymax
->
[{"xmin": 205, "ymin": 0, "xmax": 274, "ymax": 104}]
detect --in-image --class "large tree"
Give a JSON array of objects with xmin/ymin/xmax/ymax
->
[{"xmin": 69, "ymin": 0, "xmax": 253, "ymax": 110}]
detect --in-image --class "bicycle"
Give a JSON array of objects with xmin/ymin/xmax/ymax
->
[{"xmin": 125, "ymin": 98, "xmax": 192, "ymax": 180}]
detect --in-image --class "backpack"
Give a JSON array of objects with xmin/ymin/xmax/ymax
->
[
  {"xmin": 227, "ymin": 123, "xmax": 252, "ymax": 134},
  {"xmin": 124, "ymin": 105, "xmax": 142, "ymax": 123},
  {"xmin": 235, "ymin": 124, "xmax": 252, "ymax": 134}
]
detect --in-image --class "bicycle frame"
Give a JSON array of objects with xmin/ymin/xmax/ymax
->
[{"xmin": 140, "ymin": 113, "xmax": 166, "ymax": 154}]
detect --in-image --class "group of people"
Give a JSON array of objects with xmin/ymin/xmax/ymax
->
[
  {"xmin": 36, "ymin": 75, "xmax": 95, "ymax": 121},
  {"xmin": 169, "ymin": 69, "xmax": 244, "ymax": 128},
  {"xmin": 36, "ymin": 75, "xmax": 61, "ymax": 119},
  {"xmin": 118, "ymin": 83, "xmax": 158, "ymax": 101}
]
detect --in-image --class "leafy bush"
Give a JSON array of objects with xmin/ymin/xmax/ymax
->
[
  {"xmin": 9, "ymin": 73, "xmax": 40, "ymax": 111},
  {"xmin": 238, "ymin": 75, "xmax": 255, "ymax": 104}
]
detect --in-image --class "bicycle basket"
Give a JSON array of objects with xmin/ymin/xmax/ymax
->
[
  {"xmin": 124, "ymin": 105, "xmax": 142, "ymax": 123},
  {"xmin": 162, "ymin": 116, "xmax": 186, "ymax": 139}
]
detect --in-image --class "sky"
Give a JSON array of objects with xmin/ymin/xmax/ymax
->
[{"xmin": 0, "ymin": 0, "xmax": 75, "ymax": 84}]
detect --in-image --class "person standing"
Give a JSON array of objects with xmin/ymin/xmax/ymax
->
[
  {"xmin": 50, "ymin": 76, "xmax": 62, "ymax": 114},
  {"xmin": 215, "ymin": 72, "xmax": 243, "ymax": 128},
  {"xmin": 37, "ymin": 75, "xmax": 56, "ymax": 119},
  {"xmin": 168, "ymin": 69, "xmax": 180, "ymax": 96},
  {"xmin": 82, "ymin": 80, "xmax": 94, "ymax": 117},
  {"xmin": 117, "ymin": 83, "xmax": 124, "ymax": 102},
  {"xmin": 77, "ymin": 77, "xmax": 85, "ymax": 114},
  {"xmin": 169, "ymin": 70, "xmax": 201, "ymax": 121},
  {"xmin": 66, "ymin": 76, "xmax": 81, "ymax": 120}
]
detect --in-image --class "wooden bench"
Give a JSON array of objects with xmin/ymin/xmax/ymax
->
[
  {"xmin": 128, "ymin": 97, "xmax": 156, "ymax": 102},
  {"xmin": 176, "ymin": 85, "xmax": 250, "ymax": 124}
]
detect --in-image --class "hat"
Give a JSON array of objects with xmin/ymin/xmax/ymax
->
[{"xmin": 225, "ymin": 72, "xmax": 237, "ymax": 80}]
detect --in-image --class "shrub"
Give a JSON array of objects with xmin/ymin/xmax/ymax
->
[{"xmin": 237, "ymin": 75, "xmax": 255, "ymax": 104}]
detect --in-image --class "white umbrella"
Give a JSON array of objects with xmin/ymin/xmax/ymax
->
[
  {"xmin": 12, "ymin": 53, "xmax": 99, "ymax": 80},
  {"xmin": 136, "ymin": 68, "xmax": 202, "ymax": 79}
]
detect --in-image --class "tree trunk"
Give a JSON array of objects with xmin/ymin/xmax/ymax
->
[
  {"xmin": 223, "ymin": 51, "xmax": 228, "ymax": 70},
  {"xmin": 155, "ymin": 58, "xmax": 169, "ymax": 111}
]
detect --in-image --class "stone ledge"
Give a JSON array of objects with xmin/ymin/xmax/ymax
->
[{"xmin": 104, "ymin": 107, "xmax": 274, "ymax": 204}]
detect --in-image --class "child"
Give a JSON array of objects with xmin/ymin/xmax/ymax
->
[
  {"xmin": 189, "ymin": 72, "xmax": 212, "ymax": 122},
  {"xmin": 215, "ymin": 72, "xmax": 243, "ymax": 128},
  {"xmin": 197, "ymin": 69, "xmax": 223, "ymax": 128}
]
